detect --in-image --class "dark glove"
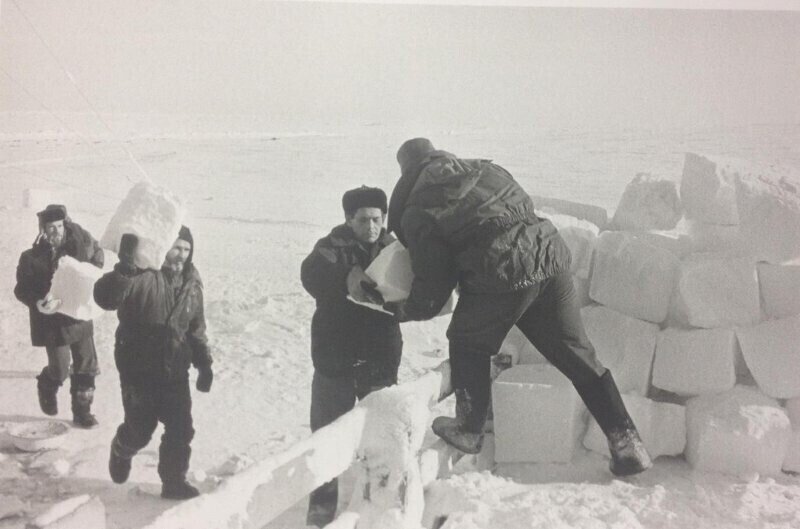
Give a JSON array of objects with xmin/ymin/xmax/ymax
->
[
  {"xmin": 361, "ymin": 281, "xmax": 385, "ymax": 305},
  {"xmin": 116, "ymin": 233, "xmax": 140, "ymax": 276},
  {"xmin": 346, "ymin": 266, "xmax": 378, "ymax": 303},
  {"xmin": 196, "ymin": 365, "xmax": 213, "ymax": 393},
  {"xmin": 383, "ymin": 301, "xmax": 410, "ymax": 322}
]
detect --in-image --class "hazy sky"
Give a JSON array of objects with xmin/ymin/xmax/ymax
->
[{"xmin": 2, "ymin": 0, "xmax": 799, "ymax": 131}]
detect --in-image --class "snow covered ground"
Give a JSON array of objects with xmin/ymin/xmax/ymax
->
[{"xmin": 1, "ymin": 124, "xmax": 800, "ymax": 528}]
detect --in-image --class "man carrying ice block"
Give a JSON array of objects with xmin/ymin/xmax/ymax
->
[
  {"xmin": 300, "ymin": 186, "xmax": 402, "ymax": 527},
  {"xmin": 14, "ymin": 204, "xmax": 104, "ymax": 428},
  {"xmin": 385, "ymin": 138, "xmax": 652, "ymax": 477}
]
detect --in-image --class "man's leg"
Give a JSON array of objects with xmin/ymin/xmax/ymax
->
[
  {"xmin": 110, "ymin": 381, "xmax": 158, "ymax": 484},
  {"xmin": 307, "ymin": 369, "xmax": 357, "ymax": 528},
  {"xmin": 69, "ymin": 336, "xmax": 100, "ymax": 428},
  {"xmin": 37, "ymin": 345, "xmax": 70, "ymax": 415},
  {"xmin": 435, "ymin": 287, "xmax": 540, "ymax": 453},
  {"xmin": 515, "ymin": 272, "xmax": 651, "ymax": 475},
  {"xmin": 157, "ymin": 380, "xmax": 198, "ymax": 500}
]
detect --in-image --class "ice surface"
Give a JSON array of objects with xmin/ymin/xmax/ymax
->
[
  {"xmin": 680, "ymin": 153, "xmax": 740, "ymax": 225},
  {"xmin": 610, "ymin": 173, "xmax": 682, "ymax": 231},
  {"xmin": 537, "ymin": 211, "xmax": 598, "ymax": 279},
  {"xmin": 492, "ymin": 364, "xmax": 586, "ymax": 463},
  {"xmin": 47, "ymin": 256, "xmax": 105, "ymax": 321},
  {"xmin": 652, "ymin": 328, "xmax": 737, "ymax": 396},
  {"xmin": 589, "ymin": 231, "xmax": 679, "ymax": 323},
  {"xmin": 581, "ymin": 305, "xmax": 658, "ymax": 395},
  {"xmin": 686, "ymin": 386, "xmax": 791, "ymax": 476},
  {"xmin": 583, "ymin": 393, "xmax": 686, "ymax": 458},
  {"xmin": 29, "ymin": 495, "xmax": 105, "ymax": 529},
  {"xmin": 736, "ymin": 314, "xmax": 800, "ymax": 399},
  {"xmin": 100, "ymin": 182, "xmax": 185, "ymax": 270},
  {"xmin": 671, "ymin": 253, "xmax": 760, "ymax": 328},
  {"xmin": 757, "ymin": 262, "xmax": 800, "ymax": 319},
  {"xmin": 364, "ymin": 240, "xmax": 414, "ymax": 303}
]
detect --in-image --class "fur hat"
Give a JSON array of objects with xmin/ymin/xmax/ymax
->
[
  {"xmin": 342, "ymin": 186, "xmax": 387, "ymax": 217},
  {"xmin": 37, "ymin": 204, "xmax": 67, "ymax": 225},
  {"xmin": 396, "ymin": 138, "xmax": 435, "ymax": 175}
]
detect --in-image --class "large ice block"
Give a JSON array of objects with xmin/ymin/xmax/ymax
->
[
  {"xmin": 651, "ymin": 328, "xmax": 737, "ymax": 396},
  {"xmin": 100, "ymin": 182, "xmax": 185, "ymax": 270},
  {"xmin": 588, "ymin": 231, "xmax": 679, "ymax": 323},
  {"xmin": 48, "ymin": 256, "xmax": 105, "ymax": 321},
  {"xmin": 492, "ymin": 364, "xmax": 586, "ymax": 463},
  {"xmin": 671, "ymin": 253, "xmax": 760, "ymax": 329},
  {"xmin": 364, "ymin": 240, "xmax": 414, "ymax": 303},
  {"xmin": 533, "ymin": 196, "xmax": 608, "ymax": 230},
  {"xmin": 685, "ymin": 386, "xmax": 791, "ymax": 476},
  {"xmin": 757, "ymin": 263, "xmax": 800, "ymax": 319},
  {"xmin": 680, "ymin": 153, "xmax": 740, "ymax": 225},
  {"xmin": 583, "ymin": 393, "xmax": 685, "ymax": 458},
  {"xmin": 736, "ymin": 314, "xmax": 800, "ymax": 399},
  {"xmin": 581, "ymin": 305, "xmax": 658, "ymax": 395},
  {"xmin": 538, "ymin": 212, "xmax": 599, "ymax": 279},
  {"xmin": 610, "ymin": 173, "xmax": 682, "ymax": 231}
]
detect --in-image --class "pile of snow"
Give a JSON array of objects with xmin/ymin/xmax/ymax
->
[
  {"xmin": 47, "ymin": 256, "xmax": 105, "ymax": 321},
  {"xmin": 685, "ymin": 386, "xmax": 791, "ymax": 477},
  {"xmin": 100, "ymin": 182, "xmax": 185, "ymax": 270}
]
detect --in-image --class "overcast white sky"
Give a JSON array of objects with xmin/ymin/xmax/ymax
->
[{"xmin": 2, "ymin": 0, "xmax": 799, "ymax": 131}]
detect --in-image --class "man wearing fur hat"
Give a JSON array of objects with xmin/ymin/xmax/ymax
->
[
  {"xmin": 385, "ymin": 138, "xmax": 652, "ymax": 477},
  {"xmin": 300, "ymin": 185, "xmax": 402, "ymax": 527},
  {"xmin": 93, "ymin": 226, "xmax": 213, "ymax": 500},
  {"xmin": 14, "ymin": 204, "xmax": 104, "ymax": 428}
]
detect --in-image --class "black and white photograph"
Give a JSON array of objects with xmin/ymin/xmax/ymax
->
[{"xmin": 1, "ymin": 0, "xmax": 799, "ymax": 528}]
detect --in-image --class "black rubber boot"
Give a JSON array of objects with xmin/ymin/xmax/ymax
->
[
  {"xmin": 36, "ymin": 367, "xmax": 59, "ymax": 416},
  {"xmin": 574, "ymin": 371, "xmax": 652, "ymax": 476},
  {"xmin": 109, "ymin": 436, "xmax": 133, "ymax": 484},
  {"xmin": 161, "ymin": 481, "xmax": 200, "ymax": 500},
  {"xmin": 70, "ymin": 374, "xmax": 98, "ymax": 428},
  {"xmin": 431, "ymin": 389, "xmax": 485, "ymax": 454}
]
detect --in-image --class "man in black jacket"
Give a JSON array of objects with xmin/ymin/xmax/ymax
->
[
  {"xmin": 14, "ymin": 204, "xmax": 104, "ymax": 428},
  {"xmin": 385, "ymin": 138, "xmax": 651, "ymax": 477},
  {"xmin": 94, "ymin": 226, "xmax": 213, "ymax": 500},
  {"xmin": 300, "ymin": 186, "xmax": 402, "ymax": 527}
]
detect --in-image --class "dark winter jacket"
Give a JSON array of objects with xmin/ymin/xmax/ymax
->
[
  {"xmin": 388, "ymin": 150, "xmax": 571, "ymax": 320},
  {"xmin": 301, "ymin": 225, "xmax": 402, "ymax": 380},
  {"xmin": 93, "ymin": 261, "xmax": 211, "ymax": 385},
  {"xmin": 14, "ymin": 221, "xmax": 104, "ymax": 347}
]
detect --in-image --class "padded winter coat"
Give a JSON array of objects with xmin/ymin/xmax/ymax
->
[
  {"xmin": 301, "ymin": 225, "xmax": 402, "ymax": 380},
  {"xmin": 14, "ymin": 221, "xmax": 104, "ymax": 347},
  {"xmin": 93, "ymin": 264, "xmax": 212, "ymax": 384},
  {"xmin": 389, "ymin": 150, "xmax": 571, "ymax": 320}
]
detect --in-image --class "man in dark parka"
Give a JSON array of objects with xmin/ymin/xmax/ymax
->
[
  {"xmin": 93, "ymin": 226, "xmax": 213, "ymax": 500},
  {"xmin": 14, "ymin": 204, "xmax": 104, "ymax": 428},
  {"xmin": 384, "ymin": 138, "xmax": 651, "ymax": 477},
  {"xmin": 300, "ymin": 186, "xmax": 402, "ymax": 527}
]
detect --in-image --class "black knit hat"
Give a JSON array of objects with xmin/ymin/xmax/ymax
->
[
  {"xmin": 177, "ymin": 225, "xmax": 194, "ymax": 268},
  {"xmin": 342, "ymin": 186, "xmax": 387, "ymax": 217},
  {"xmin": 37, "ymin": 204, "xmax": 67, "ymax": 225}
]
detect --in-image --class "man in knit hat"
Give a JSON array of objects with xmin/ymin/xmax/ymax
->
[
  {"xmin": 14, "ymin": 204, "xmax": 104, "ymax": 428},
  {"xmin": 385, "ymin": 138, "xmax": 652, "ymax": 477},
  {"xmin": 300, "ymin": 185, "xmax": 402, "ymax": 527},
  {"xmin": 94, "ymin": 225, "xmax": 213, "ymax": 500}
]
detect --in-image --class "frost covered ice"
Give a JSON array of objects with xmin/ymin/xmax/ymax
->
[
  {"xmin": 685, "ymin": 385, "xmax": 791, "ymax": 476},
  {"xmin": 651, "ymin": 328, "xmax": 737, "ymax": 396},
  {"xmin": 47, "ymin": 255, "xmax": 105, "ymax": 321},
  {"xmin": 100, "ymin": 182, "xmax": 185, "ymax": 270}
]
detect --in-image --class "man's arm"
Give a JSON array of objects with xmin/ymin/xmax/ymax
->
[
  {"xmin": 300, "ymin": 240, "xmax": 350, "ymax": 302},
  {"xmin": 188, "ymin": 286, "xmax": 212, "ymax": 369},
  {"xmin": 398, "ymin": 208, "xmax": 457, "ymax": 321},
  {"xmin": 93, "ymin": 233, "xmax": 136, "ymax": 310},
  {"xmin": 13, "ymin": 252, "xmax": 40, "ymax": 308}
]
